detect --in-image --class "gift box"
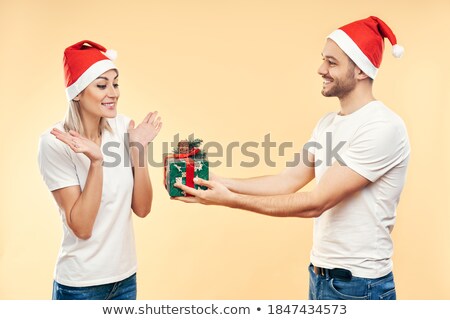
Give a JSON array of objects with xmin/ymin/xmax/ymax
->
[{"xmin": 164, "ymin": 139, "xmax": 209, "ymax": 197}]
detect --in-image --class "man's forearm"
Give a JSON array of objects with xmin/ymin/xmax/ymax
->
[
  {"xmin": 228, "ymin": 191, "xmax": 322, "ymax": 218},
  {"xmin": 220, "ymin": 175, "xmax": 295, "ymax": 196}
]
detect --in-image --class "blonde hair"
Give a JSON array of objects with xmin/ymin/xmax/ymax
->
[{"xmin": 63, "ymin": 100, "xmax": 112, "ymax": 136}]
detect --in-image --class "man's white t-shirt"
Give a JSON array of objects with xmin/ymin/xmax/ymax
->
[
  {"xmin": 308, "ymin": 101, "xmax": 410, "ymax": 279},
  {"xmin": 38, "ymin": 114, "xmax": 137, "ymax": 287}
]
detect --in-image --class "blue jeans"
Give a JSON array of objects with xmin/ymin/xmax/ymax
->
[
  {"xmin": 308, "ymin": 264, "xmax": 396, "ymax": 300},
  {"xmin": 52, "ymin": 273, "xmax": 137, "ymax": 300}
]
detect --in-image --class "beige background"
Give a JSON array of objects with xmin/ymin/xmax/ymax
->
[{"xmin": 0, "ymin": 0, "xmax": 449, "ymax": 299}]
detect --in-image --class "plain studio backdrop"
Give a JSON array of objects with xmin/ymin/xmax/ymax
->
[{"xmin": 0, "ymin": 0, "xmax": 449, "ymax": 299}]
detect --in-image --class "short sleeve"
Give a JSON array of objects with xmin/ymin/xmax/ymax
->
[
  {"xmin": 38, "ymin": 132, "xmax": 80, "ymax": 191},
  {"xmin": 307, "ymin": 123, "xmax": 319, "ymax": 155},
  {"xmin": 306, "ymin": 112, "xmax": 335, "ymax": 155},
  {"xmin": 340, "ymin": 120, "xmax": 410, "ymax": 182}
]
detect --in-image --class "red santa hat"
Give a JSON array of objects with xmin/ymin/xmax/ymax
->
[
  {"xmin": 63, "ymin": 40, "xmax": 117, "ymax": 101},
  {"xmin": 327, "ymin": 16, "xmax": 404, "ymax": 79}
]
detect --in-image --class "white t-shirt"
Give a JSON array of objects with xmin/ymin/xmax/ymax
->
[
  {"xmin": 38, "ymin": 114, "xmax": 137, "ymax": 287},
  {"xmin": 308, "ymin": 101, "xmax": 410, "ymax": 279}
]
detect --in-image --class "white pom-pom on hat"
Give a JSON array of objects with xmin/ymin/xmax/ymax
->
[
  {"xmin": 104, "ymin": 49, "xmax": 118, "ymax": 61},
  {"xmin": 392, "ymin": 44, "xmax": 404, "ymax": 58}
]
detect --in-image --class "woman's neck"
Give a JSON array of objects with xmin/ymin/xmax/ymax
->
[{"xmin": 81, "ymin": 114, "xmax": 102, "ymax": 141}]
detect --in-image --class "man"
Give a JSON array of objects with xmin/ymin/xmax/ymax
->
[{"xmin": 174, "ymin": 16, "xmax": 410, "ymax": 300}]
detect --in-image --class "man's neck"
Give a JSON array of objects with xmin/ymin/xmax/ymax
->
[{"xmin": 338, "ymin": 87, "xmax": 375, "ymax": 116}]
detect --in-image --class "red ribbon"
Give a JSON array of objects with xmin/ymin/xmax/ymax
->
[
  {"xmin": 185, "ymin": 158, "xmax": 194, "ymax": 189},
  {"xmin": 173, "ymin": 148, "xmax": 200, "ymax": 159},
  {"xmin": 164, "ymin": 148, "xmax": 201, "ymax": 195}
]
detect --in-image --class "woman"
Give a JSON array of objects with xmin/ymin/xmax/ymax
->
[{"xmin": 38, "ymin": 40, "xmax": 162, "ymax": 300}]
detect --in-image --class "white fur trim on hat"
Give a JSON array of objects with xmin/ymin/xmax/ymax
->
[
  {"xmin": 65, "ymin": 59, "xmax": 116, "ymax": 101},
  {"xmin": 327, "ymin": 29, "xmax": 378, "ymax": 79},
  {"xmin": 104, "ymin": 49, "xmax": 117, "ymax": 61}
]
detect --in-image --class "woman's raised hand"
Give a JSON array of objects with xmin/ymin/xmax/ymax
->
[
  {"xmin": 51, "ymin": 128, "xmax": 103, "ymax": 164},
  {"xmin": 127, "ymin": 111, "xmax": 162, "ymax": 147}
]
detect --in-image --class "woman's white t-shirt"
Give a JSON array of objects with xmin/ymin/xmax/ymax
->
[{"xmin": 38, "ymin": 114, "xmax": 137, "ymax": 287}]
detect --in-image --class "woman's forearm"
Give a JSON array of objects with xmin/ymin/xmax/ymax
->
[
  {"xmin": 69, "ymin": 160, "xmax": 103, "ymax": 239},
  {"xmin": 130, "ymin": 146, "xmax": 152, "ymax": 217}
]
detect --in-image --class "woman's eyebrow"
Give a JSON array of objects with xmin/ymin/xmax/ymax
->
[{"xmin": 95, "ymin": 75, "xmax": 119, "ymax": 81}]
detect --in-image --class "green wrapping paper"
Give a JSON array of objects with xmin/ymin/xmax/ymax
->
[
  {"xmin": 165, "ymin": 158, "xmax": 209, "ymax": 196},
  {"xmin": 164, "ymin": 139, "xmax": 209, "ymax": 197}
]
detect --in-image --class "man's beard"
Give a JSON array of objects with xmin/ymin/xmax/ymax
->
[{"xmin": 321, "ymin": 68, "xmax": 357, "ymax": 99}]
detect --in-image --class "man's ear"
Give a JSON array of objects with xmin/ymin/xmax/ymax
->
[{"xmin": 355, "ymin": 66, "xmax": 370, "ymax": 80}]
